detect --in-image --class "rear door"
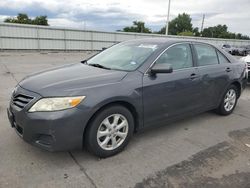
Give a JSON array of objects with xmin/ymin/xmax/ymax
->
[
  {"xmin": 192, "ymin": 43, "xmax": 234, "ymax": 108},
  {"xmin": 142, "ymin": 43, "xmax": 203, "ymax": 128}
]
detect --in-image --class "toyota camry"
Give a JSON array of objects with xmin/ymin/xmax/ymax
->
[{"xmin": 7, "ymin": 38, "xmax": 247, "ymax": 157}]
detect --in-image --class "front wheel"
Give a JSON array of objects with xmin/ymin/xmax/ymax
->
[
  {"xmin": 215, "ymin": 85, "xmax": 238, "ymax": 115},
  {"xmin": 85, "ymin": 105, "xmax": 134, "ymax": 158}
]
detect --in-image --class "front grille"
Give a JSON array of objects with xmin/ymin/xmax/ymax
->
[{"xmin": 12, "ymin": 94, "xmax": 34, "ymax": 110}]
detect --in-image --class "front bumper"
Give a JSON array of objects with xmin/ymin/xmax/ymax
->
[{"xmin": 7, "ymin": 86, "xmax": 91, "ymax": 151}]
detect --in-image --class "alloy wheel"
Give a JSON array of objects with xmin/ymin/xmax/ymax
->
[
  {"xmin": 224, "ymin": 89, "xmax": 236, "ymax": 112},
  {"xmin": 97, "ymin": 114, "xmax": 129, "ymax": 151}
]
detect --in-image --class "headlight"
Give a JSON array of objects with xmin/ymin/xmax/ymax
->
[{"xmin": 28, "ymin": 96, "xmax": 85, "ymax": 112}]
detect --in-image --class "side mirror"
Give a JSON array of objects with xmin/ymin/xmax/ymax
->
[
  {"xmin": 150, "ymin": 63, "xmax": 173, "ymax": 75},
  {"xmin": 81, "ymin": 59, "xmax": 87, "ymax": 64}
]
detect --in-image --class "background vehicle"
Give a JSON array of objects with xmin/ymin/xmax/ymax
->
[
  {"xmin": 222, "ymin": 44, "xmax": 233, "ymax": 54},
  {"xmin": 241, "ymin": 55, "xmax": 250, "ymax": 82},
  {"xmin": 232, "ymin": 46, "xmax": 248, "ymax": 56},
  {"xmin": 8, "ymin": 39, "xmax": 246, "ymax": 158},
  {"xmin": 245, "ymin": 45, "xmax": 250, "ymax": 55}
]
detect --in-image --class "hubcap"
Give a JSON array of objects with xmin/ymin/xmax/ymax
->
[
  {"xmin": 224, "ymin": 89, "xmax": 236, "ymax": 112},
  {"xmin": 97, "ymin": 114, "xmax": 129, "ymax": 151}
]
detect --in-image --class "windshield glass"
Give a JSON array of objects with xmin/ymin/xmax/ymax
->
[{"xmin": 87, "ymin": 42, "xmax": 158, "ymax": 71}]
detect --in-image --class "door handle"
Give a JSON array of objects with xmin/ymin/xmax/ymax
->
[
  {"xmin": 226, "ymin": 67, "xmax": 232, "ymax": 72},
  {"xmin": 190, "ymin": 73, "xmax": 198, "ymax": 80}
]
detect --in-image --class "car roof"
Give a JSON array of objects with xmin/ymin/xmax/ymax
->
[
  {"xmin": 125, "ymin": 38, "xmax": 189, "ymax": 44},
  {"xmin": 123, "ymin": 37, "xmax": 214, "ymax": 48}
]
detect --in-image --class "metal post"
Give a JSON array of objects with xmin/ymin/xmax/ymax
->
[
  {"xmin": 114, "ymin": 32, "xmax": 117, "ymax": 45},
  {"xmin": 37, "ymin": 27, "xmax": 40, "ymax": 51},
  {"xmin": 64, "ymin": 29, "xmax": 67, "ymax": 51},
  {"xmin": 165, "ymin": 0, "xmax": 171, "ymax": 35},
  {"xmin": 90, "ymin": 31, "xmax": 93, "ymax": 51}
]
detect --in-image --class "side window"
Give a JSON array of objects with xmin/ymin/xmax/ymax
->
[
  {"xmin": 217, "ymin": 51, "xmax": 230, "ymax": 64},
  {"xmin": 155, "ymin": 44, "xmax": 193, "ymax": 70},
  {"xmin": 194, "ymin": 44, "xmax": 219, "ymax": 66}
]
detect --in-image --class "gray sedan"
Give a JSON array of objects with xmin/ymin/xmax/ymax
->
[{"xmin": 7, "ymin": 38, "xmax": 247, "ymax": 158}]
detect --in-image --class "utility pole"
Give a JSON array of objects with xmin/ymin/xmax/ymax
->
[
  {"xmin": 200, "ymin": 14, "xmax": 205, "ymax": 36},
  {"xmin": 165, "ymin": 0, "xmax": 171, "ymax": 35}
]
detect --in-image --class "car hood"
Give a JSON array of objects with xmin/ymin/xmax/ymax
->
[{"xmin": 19, "ymin": 63, "xmax": 128, "ymax": 96}]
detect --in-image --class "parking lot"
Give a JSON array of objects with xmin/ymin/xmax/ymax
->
[{"xmin": 0, "ymin": 52, "xmax": 250, "ymax": 188}]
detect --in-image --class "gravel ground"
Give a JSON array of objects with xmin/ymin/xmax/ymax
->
[{"xmin": 0, "ymin": 52, "xmax": 250, "ymax": 188}]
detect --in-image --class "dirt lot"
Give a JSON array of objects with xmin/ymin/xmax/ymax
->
[{"xmin": 0, "ymin": 52, "xmax": 250, "ymax": 188}]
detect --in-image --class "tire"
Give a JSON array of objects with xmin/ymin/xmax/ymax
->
[
  {"xmin": 85, "ymin": 105, "xmax": 134, "ymax": 158},
  {"xmin": 215, "ymin": 85, "xmax": 238, "ymax": 116}
]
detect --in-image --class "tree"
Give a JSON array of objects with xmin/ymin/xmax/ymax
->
[
  {"xmin": 122, "ymin": 21, "xmax": 151, "ymax": 33},
  {"xmin": 238, "ymin": 34, "xmax": 250, "ymax": 40},
  {"xmin": 201, "ymin": 24, "xmax": 249, "ymax": 40},
  {"xmin": 4, "ymin": 13, "xmax": 49, "ymax": 26},
  {"xmin": 158, "ymin": 13, "xmax": 193, "ymax": 35},
  {"xmin": 4, "ymin": 13, "xmax": 31, "ymax": 24},
  {"xmin": 32, "ymin": 16, "xmax": 49, "ymax": 26},
  {"xmin": 192, "ymin": 27, "xmax": 200, "ymax": 37},
  {"xmin": 202, "ymin": 24, "xmax": 228, "ymax": 38},
  {"xmin": 156, "ymin": 13, "xmax": 249, "ymax": 39}
]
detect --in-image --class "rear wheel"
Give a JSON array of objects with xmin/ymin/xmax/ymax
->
[
  {"xmin": 85, "ymin": 105, "xmax": 134, "ymax": 158},
  {"xmin": 215, "ymin": 85, "xmax": 238, "ymax": 115}
]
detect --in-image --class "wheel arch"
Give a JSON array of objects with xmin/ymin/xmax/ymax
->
[
  {"xmin": 230, "ymin": 81, "xmax": 242, "ymax": 98},
  {"xmin": 215, "ymin": 80, "xmax": 242, "ymax": 109},
  {"xmin": 82, "ymin": 100, "xmax": 141, "ymax": 147}
]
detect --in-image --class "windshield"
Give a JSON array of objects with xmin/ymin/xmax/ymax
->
[{"xmin": 87, "ymin": 42, "xmax": 158, "ymax": 71}]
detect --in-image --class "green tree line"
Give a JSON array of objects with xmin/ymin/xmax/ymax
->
[
  {"xmin": 120, "ymin": 13, "xmax": 249, "ymax": 40},
  {"xmin": 4, "ymin": 13, "xmax": 49, "ymax": 26}
]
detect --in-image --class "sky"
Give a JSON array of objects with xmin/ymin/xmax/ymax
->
[{"xmin": 0, "ymin": 0, "xmax": 250, "ymax": 36}]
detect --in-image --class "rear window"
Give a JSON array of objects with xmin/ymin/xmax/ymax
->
[
  {"xmin": 217, "ymin": 51, "xmax": 230, "ymax": 64},
  {"xmin": 194, "ymin": 44, "xmax": 219, "ymax": 66}
]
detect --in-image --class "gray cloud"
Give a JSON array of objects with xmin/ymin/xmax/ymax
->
[{"xmin": 0, "ymin": 0, "xmax": 249, "ymax": 35}]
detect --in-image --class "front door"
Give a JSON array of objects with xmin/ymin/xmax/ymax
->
[{"xmin": 143, "ymin": 43, "xmax": 202, "ymax": 128}]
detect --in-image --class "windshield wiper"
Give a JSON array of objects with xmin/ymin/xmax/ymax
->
[{"xmin": 88, "ymin": 63, "xmax": 111, "ymax": 70}]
